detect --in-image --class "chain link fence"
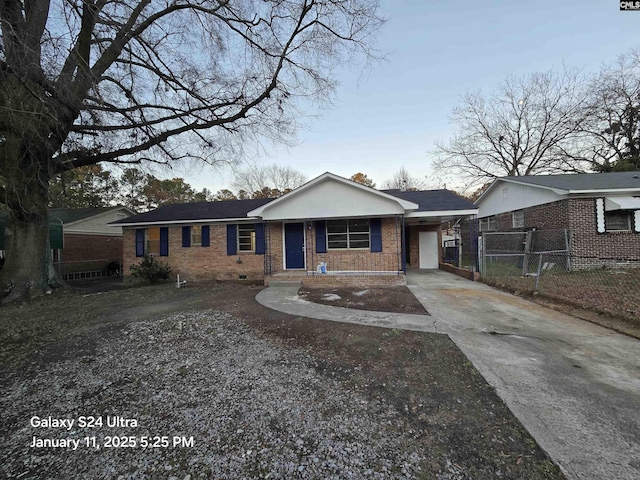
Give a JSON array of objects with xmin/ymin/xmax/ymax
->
[
  {"xmin": 442, "ymin": 218, "xmax": 479, "ymax": 274},
  {"xmin": 480, "ymin": 229, "xmax": 640, "ymax": 322}
]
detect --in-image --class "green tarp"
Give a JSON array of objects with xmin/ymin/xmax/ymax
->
[{"xmin": 0, "ymin": 217, "xmax": 64, "ymax": 250}]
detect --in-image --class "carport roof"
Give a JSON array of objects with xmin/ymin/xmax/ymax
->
[
  {"xmin": 383, "ymin": 189, "xmax": 476, "ymax": 212},
  {"xmin": 476, "ymin": 171, "xmax": 640, "ymax": 204}
]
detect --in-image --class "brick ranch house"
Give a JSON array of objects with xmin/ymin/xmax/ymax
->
[
  {"xmin": 0, "ymin": 206, "xmax": 134, "ymax": 280},
  {"xmin": 474, "ymin": 171, "xmax": 640, "ymax": 269},
  {"xmin": 114, "ymin": 172, "xmax": 477, "ymax": 285}
]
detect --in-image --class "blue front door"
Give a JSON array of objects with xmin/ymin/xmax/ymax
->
[{"xmin": 285, "ymin": 223, "xmax": 305, "ymax": 269}]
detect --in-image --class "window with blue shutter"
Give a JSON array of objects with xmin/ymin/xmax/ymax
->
[
  {"xmin": 202, "ymin": 225, "xmax": 210, "ymax": 247},
  {"xmin": 255, "ymin": 223, "xmax": 265, "ymax": 255},
  {"xmin": 135, "ymin": 229, "xmax": 145, "ymax": 257},
  {"xmin": 182, "ymin": 226, "xmax": 191, "ymax": 247},
  {"xmin": 370, "ymin": 218, "xmax": 382, "ymax": 252},
  {"xmin": 160, "ymin": 227, "xmax": 169, "ymax": 256},
  {"xmin": 227, "ymin": 224, "xmax": 237, "ymax": 255},
  {"xmin": 315, "ymin": 220, "xmax": 327, "ymax": 253}
]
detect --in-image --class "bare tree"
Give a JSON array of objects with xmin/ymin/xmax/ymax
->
[
  {"xmin": 0, "ymin": 0, "xmax": 384, "ymax": 301},
  {"xmin": 433, "ymin": 68, "xmax": 591, "ymax": 188},
  {"xmin": 232, "ymin": 163, "xmax": 307, "ymax": 195},
  {"xmin": 570, "ymin": 48, "xmax": 640, "ymax": 172},
  {"xmin": 382, "ymin": 166, "xmax": 425, "ymax": 191}
]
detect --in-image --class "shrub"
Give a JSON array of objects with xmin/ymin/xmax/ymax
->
[{"xmin": 130, "ymin": 254, "xmax": 171, "ymax": 283}]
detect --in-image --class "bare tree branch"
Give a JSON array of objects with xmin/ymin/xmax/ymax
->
[
  {"xmin": 0, "ymin": 0, "xmax": 385, "ymax": 299},
  {"xmin": 433, "ymin": 67, "xmax": 592, "ymax": 188}
]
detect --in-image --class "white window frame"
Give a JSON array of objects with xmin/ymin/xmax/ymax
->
[
  {"xmin": 146, "ymin": 227, "xmax": 161, "ymax": 256},
  {"xmin": 605, "ymin": 211, "xmax": 632, "ymax": 232},
  {"xmin": 326, "ymin": 219, "xmax": 370, "ymax": 250},
  {"xmin": 191, "ymin": 225, "xmax": 202, "ymax": 246},
  {"xmin": 512, "ymin": 210, "xmax": 525, "ymax": 228},
  {"xmin": 238, "ymin": 224, "xmax": 256, "ymax": 252}
]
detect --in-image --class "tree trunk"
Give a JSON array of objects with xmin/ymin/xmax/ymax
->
[{"xmin": 0, "ymin": 179, "xmax": 51, "ymax": 303}]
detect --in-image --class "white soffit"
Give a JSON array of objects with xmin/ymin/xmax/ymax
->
[{"xmin": 604, "ymin": 196, "xmax": 640, "ymax": 211}]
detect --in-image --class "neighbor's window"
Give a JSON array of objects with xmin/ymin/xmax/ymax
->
[
  {"xmin": 146, "ymin": 227, "xmax": 160, "ymax": 255},
  {"xmin": 512, "ymin": 210, "xmax": 525, "ymax": 228},
  {"xmin": 191, "ymin": 225, "xmax": 202, "ymax": 246},
  {"xmin": 605, "ymin": 211, "xmax": 632, "ymax": 232},
  {"xmin": 327, "ymin": 219, "xmax": 370, "ymax": 249},
  {"xmin": 479, "ymin": 216, "xmax": 496, "ymax": 232},
  {"xmin": 238, "ymin": 224, "xmax": 256, "ymax": 252}
]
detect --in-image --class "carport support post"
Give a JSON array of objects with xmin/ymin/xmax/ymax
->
[{"xmin": 401, "ymin": 216, "xmax": 406, "ymax": 274}]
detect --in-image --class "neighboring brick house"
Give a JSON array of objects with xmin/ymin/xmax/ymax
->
[
  {"xmin": 475, "ymin": 172, "xmax": 640, "ymax": 268},
  {"xmin": 50, "ymin": 207, "xmax": 135, "ymax": 278},
  {"xmin": 0, "ymin": 206, "xmax": 135, "ymax": 279},
  {"xmin": 115, "ymin": 172, "xmax": 477, "ymax": 285}
]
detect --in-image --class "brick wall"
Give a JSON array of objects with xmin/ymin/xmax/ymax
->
[
  {"xmin": 265, "ymin": 222, "xmax": 283, "ymax": 275},
  {"xmin": 407, "ymin": 225, "xmax": 441, "ymax": 269},
  {"xmin": 124, "ymin": 217, "xmax": 406, "ymax": 281},
  {"xmin": 266, "ymin": 274, "xmax": 406, "ymax": 287},
  {"xmin": 482, "ymin": 198, "xmax": 640, "ymax": 269},
  {"xmin": 492, "ymin": 200, "xmax": 570, "ymax": 231},
  {"xmin": 62, "ymin": 234, "xmax": 123, "ymax": 263},
  {"xmin": 305, "ymin": 218, "xmax": 402, "ymax": 273},
  {"xmin": 568, "ymin": 198, "xmax": 640, "ymax": 268},
  {"xmin": 123, "ymin": 225, "xmax": 265, "ymax": 282}
]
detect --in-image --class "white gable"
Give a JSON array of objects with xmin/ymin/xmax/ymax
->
[
  {"xmin": 477, "ymin": 180, "xmax": 565, "ymax": 218},
  {"xmin": 250, "ymin": 174, "xmax": 416, "ymax": 220}
]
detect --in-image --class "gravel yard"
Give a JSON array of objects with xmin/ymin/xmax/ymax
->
[{"xmin": 0, "ymin": 281, "xmax": 564, "ymax": 479}]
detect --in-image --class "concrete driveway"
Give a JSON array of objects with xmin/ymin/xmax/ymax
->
[
  {"xmin": 258, "ymin": 271, "xmax": 640, "ymax": 479},
  {"xmin": 407, "ymin": 269, "xmax": 640, "ymax": 480}
]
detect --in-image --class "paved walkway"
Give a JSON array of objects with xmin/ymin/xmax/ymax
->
[{"xmin": 256, "ymin": 270, "xmax": 640, "ymax": 480}]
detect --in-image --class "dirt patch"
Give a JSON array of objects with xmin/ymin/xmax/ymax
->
[
  {"xmin": 0, "ymin": 280, "xmax": 563, "ymax": 479},
  {"xmin": 298, "ymin": 285, "xmax": 428, "ymax": 315}
]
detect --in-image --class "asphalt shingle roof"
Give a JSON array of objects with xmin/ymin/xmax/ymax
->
[
  {"xmin": 0, "ymin": 207, "xmax": 121, "ymax": 225},
  {"xmin": 49, "ymin": 207, "xmax": 118, "ymax": 224},
  {"xmin": 499, "ymin": 171, "xmax": 640, "ymax": 191},
  {"xmin": 113, "ymin": 198, "xmax": 274, "ymax": 224},
  {"xmin": 114, "ymin": 189, "xmax": 476, "ymax": 225},
  {"xmin": 382, "ymin": 189, "xmax": 476, "ymax": 212}
]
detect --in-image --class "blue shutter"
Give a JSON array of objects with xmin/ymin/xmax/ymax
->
[
  {"xmin": 135, "ymin": 229, "xmax": 145, "ymax": 257},
  {"xmin": 160, "ymin": 227, "xmax": 169, "ymax": 256},
  {"xmin": 370, "ymin": 218, "xmax": 382, "ymax": 252},
  {"xmin": 255, "ymin": 223, "xmax": 265, "ymax": 255},
  {"xmin": 227, "ymin": 224, "xmax": 237, "ymax": 255},
  {"xmin": 315, "ymin": 220, "xmax": 327, "ymax": 253},
  {"xmin": 201, "ymin": 225, "xmax": 210, "ymax": 247},
  {"xmin": 182, "ymin": 226, "xmax": 191, "ymax": 247}
]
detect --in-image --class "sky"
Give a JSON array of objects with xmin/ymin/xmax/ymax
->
[{"xmin": 176, "ymin": 0, "xmax": 640, "ymax": 194}]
